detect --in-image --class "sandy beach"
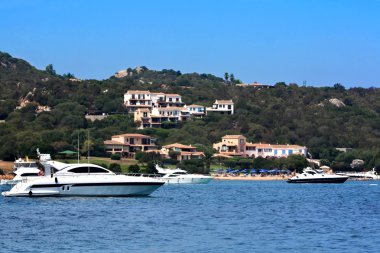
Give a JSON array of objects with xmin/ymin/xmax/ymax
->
[{"xmin": 213, "ymin": 174, "xmax": 289, "ymax": 181}]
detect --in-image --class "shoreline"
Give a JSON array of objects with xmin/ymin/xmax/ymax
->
[{"xmin": 213, "ymin": 175, "xmax": 289, "ymax": 181}]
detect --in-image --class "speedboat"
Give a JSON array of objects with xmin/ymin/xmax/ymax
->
[
  {"xmin": 2, "ymin": 163, "xmax": 164, "ymax": 197},
  {"xmin": 155, "ymin": 165, "xmax": 213, "ymax": 184},
  {"xmin": 287, "ymin": 167, "xmax": 348, "ymax": 184}
]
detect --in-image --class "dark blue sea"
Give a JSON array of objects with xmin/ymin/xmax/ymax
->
[{"xmin": 1, "ymin": 180, "xmax": 379, "ymax": 253}]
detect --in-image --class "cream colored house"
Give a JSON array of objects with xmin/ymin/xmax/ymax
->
[
  {"xmin": 161, "ymin": 143, "xmax": 204, "ymax": 161},
  {"xmin": 213, "ymin": 135, "xmax": 246, "ymax": 156},
  {"xmin": 104, "ymin": 133, "xmax": 158, "ymax": 158},
  {"xmin": 134, "ymin": 107, "xmax": 190, "ymax": 128}
]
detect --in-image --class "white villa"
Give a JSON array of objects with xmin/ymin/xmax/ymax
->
[
  {"xmin": 185, "ymin": 104, "xmax": 206, "ymax": 117},
  {"xmin": 206, "ymin": 100, "xmax": 234, "ymax": 115},
  {"xmin": 124, "ymin": 90, "xmax": 233, "ymax": 128}
]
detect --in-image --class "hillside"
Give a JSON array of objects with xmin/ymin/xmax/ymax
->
[{"xmin": 0, "ymin": 51, "xmax": 379, "ymax": 169}]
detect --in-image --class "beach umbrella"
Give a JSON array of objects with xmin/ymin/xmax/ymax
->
[{"xmin": 58, "ymin": 150, "xmax": 78, "ymax": 155}]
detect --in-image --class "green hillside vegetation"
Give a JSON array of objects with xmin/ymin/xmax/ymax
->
[{"xmin": 1, "ymin": 51, "xmax": 379, "ymax": 171}]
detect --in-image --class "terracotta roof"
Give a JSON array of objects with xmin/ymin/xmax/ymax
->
[
  {"xmin": 104, "ymin": 140, "xmax": 126, "ymax": 145},
  {"xmin": 163, "ymin": 143, "xmax": 194, "ymax": 149},
  {"xmin": 150, "ymin": 92, "xmax": 165, "ymax": 95},
  {"xmin": 180, "ymin": 151, "xmax": 204, "ymax": 156},
  {"xmin": 215, "ymin": 100, "xmax": 233, "ymax": 104},
  {"xmin": 113, "ymin": 133, "xmax": 152, "ymax": 138},
  {"xmin": 136, "ymin": 108, "xmax": 151, "ymax": 112},
  {"xmin": 219, "ymin": 151, "xmax": 244, "ymax": 156},
  {"xmin": 222, "ymin": 135, "xmax": 246, "ymax": 139},
  {"xmin": 129, "ymin": 144, "xmax": 158, "ymax": 147},
  {"xmin": 187, "ymin": 104, "xmax": 204, "ymax": 108},
  {"xmin": 165, "ymin": 94, "xmax": 181, "ymax": 96},
  {"xmin": 250, "ymin": 143, "xmax": 305, "ymax": 149},
  {"xmin": 126, "ymin": 90, "xmax": 150, "ymax": 94}
]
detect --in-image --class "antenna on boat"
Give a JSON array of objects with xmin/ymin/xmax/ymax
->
[
  {"xmin": 77, "ymin": 131, "xmax": 80, "ymax": 164},
  {"xmin": 87, "ymin": 130, "xmax": 90, "ymax": 164}
]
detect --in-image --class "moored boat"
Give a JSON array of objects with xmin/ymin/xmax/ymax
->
[
  {"xmin": 287, "ymin": 167, "xmax": 348, "ymax": 184},
  {"xmin": 155, "ymin": 165, "xmax": 213, "ymax": 184},
  {"xmin": 2, "ymin": 163, "xmax": 165, "ymax": 197}
]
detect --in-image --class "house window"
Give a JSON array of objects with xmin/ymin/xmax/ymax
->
[
  {"xmin": 289, "ymin": 150, "xmax": 293, "ymax": 155},
  {"xmin": 228, "ymin": 105, "xmax": 231, "ymax": 109},
  {"xmin": 143, "ymin": 112, "xmax": 147, "ymax": 117},
  {"xmin": 274, "ymin": 150, "xmax": 278, "ymax": 155},
  {"xmin": 282, "ymin": 150, "xmax": 286, "ymax": 155},
  {"xmin": 130, "ymin": 138, "xmax": 135, "ymax": 144},
  {"xmin": 176, "ymin": 98, "xmax": 179, "ymax": 102}
]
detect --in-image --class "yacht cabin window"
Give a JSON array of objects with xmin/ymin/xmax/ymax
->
[{"xmin": 68, "ymin": 167, "xmax": 109, "ymax": 173}]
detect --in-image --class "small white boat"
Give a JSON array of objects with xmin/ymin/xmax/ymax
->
[
  {"xmin": 2, "ymin": 163, "xmax": 165, "ymax": 197},
  {"xmin": 287, "ymin": 167, "xmax": 348, "ymax": 184},
  {"xmin": 155, "ymin": 165, "xmax": 213, "ymax": 184}
]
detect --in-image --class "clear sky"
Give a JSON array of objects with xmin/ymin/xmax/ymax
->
[{"xmin": 1, "ymin": 0, "xmax": 379, "ymax": 87}]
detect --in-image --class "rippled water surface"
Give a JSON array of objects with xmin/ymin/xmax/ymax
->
[{"xmin": 1, "ymin": 180, "xmax": 379, "ymax": 252}]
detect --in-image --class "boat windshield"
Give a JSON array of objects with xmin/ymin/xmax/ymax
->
[
  {"xmin": 67, "ymin": 167, "xmax": 110, "ymax": 174},
  {"xmin": 173, "ymin": 172, "xmax": 187, "ymax": 175},
  {"xmin": 14, "ymin": 162, "xmax": 38, "ymax": 169}
]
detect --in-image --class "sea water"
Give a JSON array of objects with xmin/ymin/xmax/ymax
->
[{"xmin": 0, "ymin": 181, "xmax": 379, "ymax": 253}]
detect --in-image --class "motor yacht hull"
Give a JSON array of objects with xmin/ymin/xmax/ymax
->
[
  {"xmin": 159, "ymin": 176, "xmax": 213, "ymax": 184},
  {"xmin": 2, "ymin": 177, "xmax": 164, "ymax": 197},
  {"xmin": 287, "ymin": 177, "xmax": 348, "ymax": 184}
]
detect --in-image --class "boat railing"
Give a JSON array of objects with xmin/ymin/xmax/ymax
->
[{"xmin": 124, "ymin": 173, "xmax": 163, "ymax": 178}]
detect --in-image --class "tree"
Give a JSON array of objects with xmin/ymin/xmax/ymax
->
[
  {"xmin": 109, "ymin": 163, "xmax": 121, "ymax": 173},
  {"xmin": 45, "ymin": 64, "xmax": 56, "ymax": 75},
  {"xmin": 63, "ymin": 73, "xmax": 75, "ymax": 79},
  {"xmin": 128, "ymin": 164, "xmax": 140, "ymax": 173},
  {"xmin": 169, "ymin": 150, "xmax": 180, "ymax": 160},
  {"xmin": 230, "ymin": 74, "xmax": 235, "ymax": 83},
  {"xmin": 334, "ymin": 83, "xmax": 345, "ymax": 91},
  {"xmin": 224, "ymin": 72, "xmax": 229, "ymax": 82}
]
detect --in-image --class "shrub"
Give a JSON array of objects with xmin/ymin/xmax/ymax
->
[
  {"xmin": 110, "ymin": 153, "xmax": 121, "ymax": 160},
  {"xmin": 0, "ymin": 168, "xmax": 4, "ymax": 175},
  {"xmin": 128, "ymin": 164, "xmax": 140, "ymax": 173},
  {"xmin": 109, "ymin": 163, "xmax": 122, "ymax": 174},
  {"xmin": 162, "ymin": 158, "xmax": 178, "ymax": 165}
]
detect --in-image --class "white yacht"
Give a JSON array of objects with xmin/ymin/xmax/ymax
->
[
  {"xmin": 1, "ymin": 152, "xmax": 53, "ymax": 187},
  {"xmin": 287, "ymin": 167, "xmax": 348, "ymax": 184},
  {"xmin": 2, "ymin": 163, "xmax": 165, "ymax": 197},
  {"xmin": 155, "ymin": 165, "xmax": 213, "ymax": 184},
  {"xmin": 338, "ymin": 168, "xmax": 379, "ymax": 180}
]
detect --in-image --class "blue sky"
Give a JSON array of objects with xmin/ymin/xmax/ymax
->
[{"xmin": 1, "ymin": 0, "xmax": 379, "ymax": 87}]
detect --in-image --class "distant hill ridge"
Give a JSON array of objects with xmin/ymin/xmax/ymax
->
[{"xmin": 0, "ymin": 51, "xmax": 379, "ymax": 162}]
